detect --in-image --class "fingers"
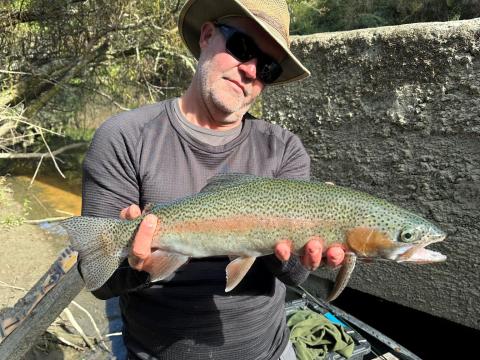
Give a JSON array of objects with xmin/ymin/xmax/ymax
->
[
  {"xmin": 128, "ymin": 214, "xmax": 157, "ymax": 271},
  {"xmin": 275, "ymin": 240, "xmax": 293, "ymax": 262},
  {"xmin": 120, "ymin": 204, "xmax": 142, "ymax": 220},
  {"xmin": 298, "ymin": 238, "xmax": 346, "ymax": 271},
  {"xmin": 301, "ymin": 237, "xmax": 323, "ymax": 271},
  {"xmin": 325, "ymin": 245, "xmax": 346, "ymax": 267}
]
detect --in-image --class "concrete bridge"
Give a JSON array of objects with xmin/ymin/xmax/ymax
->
[{"xmin": 264, "ymin": 18, "xmax": 480, "ymax": 331}]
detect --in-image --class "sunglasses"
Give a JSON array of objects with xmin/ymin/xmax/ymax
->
[{"xmin": 214, "ymin": 23, "xmax": 283, "ymax": 84}]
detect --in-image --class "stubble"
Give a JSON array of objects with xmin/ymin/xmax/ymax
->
[{"xmin": 197, "ymin": 55, "xmax": 256, "ymax": 123}]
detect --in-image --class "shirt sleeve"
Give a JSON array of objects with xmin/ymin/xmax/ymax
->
[
  {"xmin": 81, "ymin": 116, "xmax": 150, "ymax": 299},
  {"xmin": 260, "ymin": 130, "xmax": 312, "ymax": 286},
  {"xmin": 82, "ymin": 117, "xmax": 140, "ymax": 218},
  {"xmin": 275, "ymin": 133, "xmax": 311, "ymax": 180}
]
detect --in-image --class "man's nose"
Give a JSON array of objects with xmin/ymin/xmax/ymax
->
[{"xmin": 238, "ymin": 58, "xmax": 258, "ymax": 80}]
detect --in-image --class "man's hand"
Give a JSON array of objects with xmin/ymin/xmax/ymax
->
[
  {"xmin": 274, "ymin": 237, "xmax": 346, "ymax": 271},
  {"xmin": 120, "ymin": 205, "xmax": 158, "ymax": 274}
]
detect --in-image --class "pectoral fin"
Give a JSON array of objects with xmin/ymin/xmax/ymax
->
[
  {"xmin": 225, "ymin": 256, "xmax": 256, "ymax": 292},
  {"xmin": 346, "ymin": 227, "xmax": 394, "ymax": 257},
  {"xmin": 326, "ymin": 252, "xmax": 357, "ymax": 302},
  {"xmin": 148, "ymin": 251, "xmax": 189, "ymax": 282}
]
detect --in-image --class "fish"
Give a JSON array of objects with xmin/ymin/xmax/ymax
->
[{"xmin": 61, "ymin": 174, "xmax": 447, "ymax": 300}]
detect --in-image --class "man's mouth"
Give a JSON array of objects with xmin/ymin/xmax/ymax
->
[{"xmin": 226, "ymin": 79, "xmax": 246, "ymax": 95}]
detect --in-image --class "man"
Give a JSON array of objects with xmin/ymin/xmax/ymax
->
[{"xmin": 81, "ymin": 0, "xmax": 346, "ymax": 359}]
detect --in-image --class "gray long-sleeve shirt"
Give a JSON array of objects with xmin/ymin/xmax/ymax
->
[{"xmin": 81, "ymin": 99, "xmax": 311, "ymax": 360}]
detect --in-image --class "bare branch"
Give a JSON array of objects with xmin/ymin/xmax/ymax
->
[
  {"xmin": 0, "ymin": 121, "xmax": 16, "ymax": 138},
  {"xmin": 22, "ymin": 40, "xmax": 108, "ymax": 119},
  {"xmin": 24, "ymin": 216, "xmax": 70, "ymax": 224},
  {"xmin": 38, "ymin": 129, "xmax": 65, "ymax": 178},
  {"xmin": 0, "ymin": 142, "xmax": 87, "ymax": 159}
]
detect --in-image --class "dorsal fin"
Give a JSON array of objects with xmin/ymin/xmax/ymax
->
[{"xmin": 200, "ymin": 173, "xmax": 261, "ymax": 194}]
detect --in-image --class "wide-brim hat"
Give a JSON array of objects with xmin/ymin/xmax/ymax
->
[{"xmin": 178, "ymin": 0, "xmax": 311, "ymax": 85}]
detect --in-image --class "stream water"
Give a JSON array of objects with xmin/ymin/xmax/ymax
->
[
  {"xmin": 2, "ymin": 154, "xmax": 83, "ymax": 220},
  {"xmin": 8, "ymin": 174, "xmax": 82, "ymax": 219}
]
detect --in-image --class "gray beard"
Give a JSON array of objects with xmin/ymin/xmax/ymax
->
[{"xmin": 197, "ymin": 58, "xmax": 254, "ymax": 123}]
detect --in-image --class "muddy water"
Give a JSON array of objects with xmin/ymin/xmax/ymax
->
[{"xmin": 7, "ymin": 174, "xmax": 82, "ymax": 219}]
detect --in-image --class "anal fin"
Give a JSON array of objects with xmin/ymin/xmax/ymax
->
[
  {"xmin": 225, "ymin": 256, "xmax": 256, "ymax": 292},
  {"xmin": 147, "ymin": 250, "xmax": 189, "ymax": 282},
  {"xmin": 326, "ymin": 252, "xmax": 357, "ymax": 302}
]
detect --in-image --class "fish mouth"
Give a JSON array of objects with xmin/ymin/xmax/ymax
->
[{"xmin": 393, "ymin": 233, "xmax": 447, "ymax": 263}]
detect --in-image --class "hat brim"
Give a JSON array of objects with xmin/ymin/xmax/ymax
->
[{"xmin": 178, "ymin": 0, "xmax": 311, "ymax": 85}]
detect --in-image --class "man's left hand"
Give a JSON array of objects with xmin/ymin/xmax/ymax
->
[{"xmin": 274, "ymin": 237, "xmax": 346, "ymax": 271}]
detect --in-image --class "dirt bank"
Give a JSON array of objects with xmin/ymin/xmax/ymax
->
[{"xmin": 0, "ymin": 178, "xmax": 113, "ymax": 359}]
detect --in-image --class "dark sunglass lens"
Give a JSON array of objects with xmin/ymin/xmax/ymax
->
[
  {"xmin": 226, "ymin": 32, "xmax": 256, "ymax": 62},
  {"xmin": 218, "ymin": 23, "xmax": 283, "ymax": 84},
  {"xmin": 258, "ymin": 59, "xmax": 282, "ymax": 84}
]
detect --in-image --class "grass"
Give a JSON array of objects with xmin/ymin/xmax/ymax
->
[{"xmin": 0, "ymin": 176, "xmax": 29, "ymax": 228}]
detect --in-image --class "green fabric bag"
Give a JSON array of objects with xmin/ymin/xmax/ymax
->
[{"xmin": 287, "ymin": 309, "xmax": 355, "ymax": 360}]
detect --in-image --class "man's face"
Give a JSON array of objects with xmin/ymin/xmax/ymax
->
[{"xmin": 196, "ymin": 17, "xmax": 285, "ymax": 124}]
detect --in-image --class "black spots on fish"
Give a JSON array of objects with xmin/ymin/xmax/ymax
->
[
  {"xmin": 100, "ymin": 225, "xmax": 117, "ymax": 253},
  {"xmin": 61, "ymin": 216, "xmax": 131, "ymax": 290},
  {"xmin": 152, "ymin": 177, "xmax": 438, "ymax": 250}
]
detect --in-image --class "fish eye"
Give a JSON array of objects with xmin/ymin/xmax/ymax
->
[{"xmin": 400, "ymin": 228, "xmax": 417, "ymax": 242}]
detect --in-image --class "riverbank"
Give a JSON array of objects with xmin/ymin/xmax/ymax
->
[
  {"xmin": 0, "ymin": 177, "xmax": 66, "ymax": 309},
  {"xmin": 0, "ymin": 177, "xmax": 112, "ymax": 359}
]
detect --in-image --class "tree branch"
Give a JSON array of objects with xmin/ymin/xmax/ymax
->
[
  {"xmin": 0, "ymin": 142, "xmax": 87, "ymax": 159},
  {"xmin": 0, "ymin": 0, "xmax": 87, "ymax": 29},
  {"xmin": 0, "ymin": 61, "xmax": 72, "ymax": 108},
  {"xmin": 22, "ymin": 39, "xmax": 109, "ymax": 119}
]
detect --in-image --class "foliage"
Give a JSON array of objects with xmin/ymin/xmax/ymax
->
[
  {"xmin": 288, "ymin": 0, "xmax": 329, "ymax": 34},
  {"xmin": 0, "ymin": 0, "xmax": 194, "ymax": 153},
  {"xmin": 1, "ymin": 0, "xmax": 479, "ymax": 155},
  {"xmin": 287, "ymin": 0, "xmax": 480, "ymax": 34}
]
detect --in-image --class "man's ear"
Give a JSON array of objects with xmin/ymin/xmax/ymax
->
[{"xmin": 199, "ymin": 22, "xmax": 216, "ymax": 50}]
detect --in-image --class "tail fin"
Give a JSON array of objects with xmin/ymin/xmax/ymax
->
[{"xmin": 61, "ymin": 216, "xmax": 131, "ymax": 291}]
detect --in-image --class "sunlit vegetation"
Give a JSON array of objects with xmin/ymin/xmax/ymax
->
[
  {"xmin": 288, "ymin": 0, "xmax": 480, "ymax": 34},
  {"xmin": 1, "ymin": 0, "xmax": 194, "ymax": 156},
  {"xmin": 0, "ymin": 0, "xmax": 478, "ymax": 157}
]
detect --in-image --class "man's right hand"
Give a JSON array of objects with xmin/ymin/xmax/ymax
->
[{"xmin": 120, "ymin": 205, "xmax": 159, "ymax": 274}]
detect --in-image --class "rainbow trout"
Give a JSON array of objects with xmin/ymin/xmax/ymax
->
[{"xmin": 62, "ymin": 174, "xmax": 446, "ymax": 301}]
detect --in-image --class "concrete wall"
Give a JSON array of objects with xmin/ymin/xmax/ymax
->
[{"xmin": 263, "ymin": 19, "xmax": 480, "ymax": 330}]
